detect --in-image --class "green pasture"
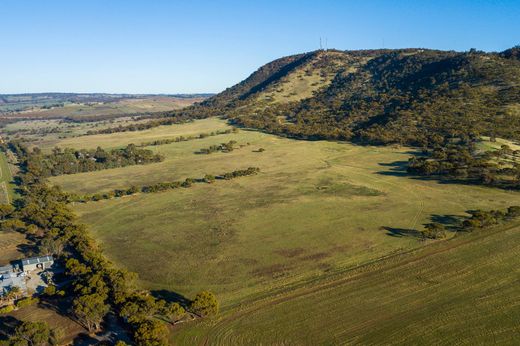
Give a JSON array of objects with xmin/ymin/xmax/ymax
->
[
  {"xmin": 172, "ymin": 223, "xmax": 520, "ymax": 345},
  {"xmin": 63, "ymin": 119, "xmax": 520, "ymax": 311},
  {"xmin": 0, "ymin": 151, "xmax": 17, "ymax": 204},
  {"xmin": 41, "ymin": 117, "xmax": 231, "ymax": 152}
]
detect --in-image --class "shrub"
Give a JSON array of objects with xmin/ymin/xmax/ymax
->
[
  {"xmin": 507, "ymin": 206, "xmax": 520, "ymax": 218},
  {"xmin": 0, "ymin": 305, "xmax": 14, "ymax": 314},
  {"xmin": 422, "ymin": 223, "xmax": 446, "ymax": 239},
  {"xmin": 44, "ymin": 285, "xmax": 57, "ymax": 296},
  {"xmin": 190, "ymin": 291, "xmax": 219, "ymax": 317},
  {"xmin": 15, "ymin": 297, "xmax": 39, "ymax": 308}
]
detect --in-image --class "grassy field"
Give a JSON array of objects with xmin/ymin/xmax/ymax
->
[
  {"xmin": 1, "ymin": 117, "xmax": 153, "ymax": 146},
  {"xmin": 42, "ymin": 117, "xmax": 231, "ymax": 152},
  {"xmin": 0, "ymin": 231, "xmax": 29, "ymax": 265},
  {"xmin": 0, "ymin": 151, "xmax": 16, "ymax": 204},
  {"xmin": 50, "ymin": 118, "xmax": 520, "ymax": 312},
  {"xmin": 171, "ymin": 222, "xmax": 520, "ymax": 345}
]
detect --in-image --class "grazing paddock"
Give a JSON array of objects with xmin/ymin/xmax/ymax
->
[
  {"xmin": 0, "ymin": 231, "xmax": 29, "ymax": 265},
  {"xmin": 171, "ymin": 223, "xmax": 520, "ymax": 345},
  {"xmin": 60, "ymin": 119, "xmax": 520, "ymax": 311},
  {"xmin": 41, "ymin": 117, "xmax": 231, "ymax": 152},
  {"xmin": 0, "ymin": 151, "xmax": 17, "ymax": 204},
  {"xmin": 2, "ymin": 117, "xmax": 151, "ymax": 146}
]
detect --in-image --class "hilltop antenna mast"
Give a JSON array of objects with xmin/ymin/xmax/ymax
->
[
  {"xmin": 325, "ymin": 37, "xmax": 328, "ymax": 51},
  {"xmin": 320, "ymin": 37, "xmax": 323, "ymax": 50}
]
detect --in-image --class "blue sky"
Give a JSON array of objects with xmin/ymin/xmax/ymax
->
[{"xmin": 1, "ymin": 0, "xmax": 518, "ymax": 94}]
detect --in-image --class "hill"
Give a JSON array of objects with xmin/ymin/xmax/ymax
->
[{"xmin": 183, "ymin": 47, "xmax": 520, "ymax": 147}]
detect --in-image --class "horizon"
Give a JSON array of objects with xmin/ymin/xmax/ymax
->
[{"xmin": 1, "ymin": 0, "xmax": 519, "ymax": 94}]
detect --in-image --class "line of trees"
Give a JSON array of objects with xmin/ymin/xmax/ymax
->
[
  {"xmin": 68, "ymin": 167, "xmax": 261, "ymax": 203},
  {"xmin": 198, "ymin": 140, "xmax": 239, "ymax": 154},
  {"xmin": 8, "ymin": 141, "xmax": 163, "ymax": 177},
  {"xmin": 83, "ymin": 112, "xmax": 205, "ymax": 135},
  {"xmin": 422, "ymin": 205, "xmax": 520, "ymax": 239},
  {"xmin": 0, "ymin": 142, "xmax": 219, "ymax": 345},
  {"xmin": 136, "ymin": 128, "xmax": 235, "ymax": 147}
]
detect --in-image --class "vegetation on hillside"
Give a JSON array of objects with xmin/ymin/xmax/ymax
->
[
  {"xmin": 184, "ymin": 48, "xmax": 520, "ymax": 146},
  {"xmin": 170, "ymin": 47, "xmax": 520, "ymax": 188}
]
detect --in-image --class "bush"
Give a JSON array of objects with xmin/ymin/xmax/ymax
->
[
  {"xmin": 422, "ymin": 223, "xmax": 446, "ymax": 239},
  {"xmin": 15, "ymin": 297, "xmax": 39, "ymax": 308},
  {"xmin": 0, "ymin": 305, "xmax": 14, "ymax": 314},
  {"xmin": 190, "ymin": 291, "xmax": 219, "ymax": 317},
  {"xmin": 507, "ymin": 206, "xmax": 520, "ymax": 218},
  {"xmin": 204, "ymin": 174, "xmax": 215, "ymax": 184},
  {"xmin": 44, "ymin": 285, "xmax": 57, "ymax": 296}
]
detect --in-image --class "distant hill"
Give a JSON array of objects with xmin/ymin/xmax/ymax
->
[
  {"xmin": 0, "ymin": 93, "xmax": 214, "ymax": 124},
  {"xmin": 185, "ymin": 47, "xmax": 520, "ymax": 147}
]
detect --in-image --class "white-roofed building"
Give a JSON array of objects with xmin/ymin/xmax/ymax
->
[{"xmin": 21, "ymin": 255, "xmax": 54, "ymax": 272}]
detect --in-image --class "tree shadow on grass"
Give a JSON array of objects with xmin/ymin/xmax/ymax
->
[
  {"xmin": 0, "ymin": 315, "xmax": 20, "ymax": 340},
  {"xmin": 16, "ymin": 243, "xmax": 38, "ymax": 257},
  {"xmin": 430, "ymin": 214, "xmax": 464, "ymax": 231},
  {"xmin": 376, "ymin": 160, "xmax": 411, "ymax": 177},
  {"xmin": 375, "ymin": 160, "xmax": 520, "ymax": 191},
  {"xmin": 72, "ymin": 333, "xmax": 99, "ymax": 346},
  {"xmin": 37, "ymin": 297, "xmax": 76, "ymax": 320},
  {"xmin": 382, "ymin": 227, "xmax": 424, "ymax": 239},
  {"xmin": 151, "ymin": 290, "xmax": 191, "ymax": 309},
  {"xmin": 383, "ymin": 213, "xmax": 467, "ymax": 239}
]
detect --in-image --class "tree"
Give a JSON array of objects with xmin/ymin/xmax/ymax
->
[
  {"xmin": 65, "ymin": 258, "xmax": 90, "ymax": 276},
  {"xmin": 114, "ymin": 341, "xmax": 130, "ymax": 346},
  {"xmin": 120, "ymin": 294, "xmax": 157, "ymax": 324},
  {"xmin": 43, "ymin": 285, "xmax": 57, "ymax": 297},
  {"xmin": 72, "ymin": 294, "xmax": 109, "ymax": 332},
  {"xmin": 161, "ymin": 302, "xmax": 185, "ymax": 323},
  {"xmin": 0, "ymin": 204, "xmax": 14, "ymax": 220},
  {"xmin": 181, "ymin": 178, "xmax": 193, "ymax": 188},
  {"xmin": 507, "ymin": 205, "xmax": 520, "ymax": 218},
  {"xmin": 11, "ymin": 321, "xmax": 51, "ymax": 346},
  {"xmin": 0, "ymin": 219, "xmax": 26, "ymax": 233},
  {"xmin": 39, "ymin": 236, "xmax": 64, "ymax": 256},
  {"xmin": 6, "ymin": 286, "xmax": 22, "ymax": 301},
  {"xmin": 462, "ymin": 218, "xmax": 481, "ymax": 231},
  {"xmin": 203, "ymin": 174, "xmax": 215, "ymax": 184},
  {"xmin": 422, "ymin": 223, "xmax": 446, "ymax": 239},
  {"xmin": 133, "ymin": 319, "xmax": 168, "ymax": 346},
  {"xmin": 190, "ymin": 291, "xmax": 219, "ymax": 317}
]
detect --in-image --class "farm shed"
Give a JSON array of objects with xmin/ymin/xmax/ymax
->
[{"xmin": 21, "ymin": 255, "xmax": 54, "ymax": 272}]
